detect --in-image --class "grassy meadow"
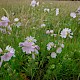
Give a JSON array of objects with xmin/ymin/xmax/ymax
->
[{"xmin": 0, "ymin": 0, "xmax": 80, "ymax": 80}]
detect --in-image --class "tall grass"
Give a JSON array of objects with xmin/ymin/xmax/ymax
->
[{"xmin": 0, "ymin": 0, "xmax": 80, "ymax": 80}]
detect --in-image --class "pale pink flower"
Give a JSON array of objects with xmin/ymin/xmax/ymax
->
[
  {"xmin": 46, "ymin": 30, "xmax": 50, "ymax": 34},
  {"xmin": 1, "ymin": 16, "xmax": 10, "ymax": 22},
  {"xmin": 60, "ymin": 28, "xmax": 73, "ymax": 38},
  {"xmin": 30, "ymin": 0, "xmax": 36, "ymax": 7},
  {"xmin": 56, "ymin": 47, "xmax": 62, "ymax": 54},
  {"xmin": 0, "ymin": 21, "xmax": 8, "ymax": 27},
  {"xmin": 19, "ymin": 41, "xmax": 35, "ymax": 54},
  {"xmin": 1, "ymin": 52, "xmax": 14, "ymax": 61},
  {"xmin": 70, "ymin": 12, "xmax": 76, "ymax": 18},
  {"xmin": 51, "ymin": 52, "xmax": 57, "ymax": 58},
  {"xmin": 19, "ymin": 37, "xmax": 40, "ymax": 59},
  {"xmin": 0, "ymin": 16, "xmax": 10, "ymax": 27},
  {"xmin": 0, "ymin": 46, "xmax": 15, "ymax": 67}
]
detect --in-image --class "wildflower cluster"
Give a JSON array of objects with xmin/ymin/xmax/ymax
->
[{"xmin": 47, "ymin": 42, "xmax": 64, "ymax": 58}]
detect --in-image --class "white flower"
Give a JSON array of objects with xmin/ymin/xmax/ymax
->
[
  {"xmin": 0, "ymin": 48, "xmax": 3, "ymax": 53},
  {"xmin": 50, "ymin": 30, "xmax": 54, "ymax": 34},
  {"xmin": 60, "ymin": 28, "xmax": 73, "ymax": 38},
  {"xmin": 44, "ymin": 8, "xmax": 50, "ymax": 13},
  {"xmin": 60, "ymin": 44, "xmax": 64, "ymax": 48},
  {"xmin": 70, "ymin": 12, "xmax": 76, "ymax": 18},
  {"xmin": 41, "ymin": 24, "xmax": 46, "ymax": 28},
  {"xmin": 30, "ymin": 0, "xmax": 36, "ymax": 7},
  {"xmin": 36, "ymin": 1, "xmax": 39, "ymax": 6},
  {"xmin": 56, "ymin": 47, "xmax": 62, "ymax": 54},
  {"xmin": 47, "ymin": 42, "xmax": 54, "ymax": 51},
  {"xmin": 1, "ymin": 16, "xmax": 10, "ymax": 22},
  {"xmin": 46, "ymin": 30, "xmax": 54, "ymax": 34},
  {"xmin": 14, "ymin": 18, "xmax": 19, "ymax": 22},
  {"xmin": 51, "ymin": 52, "xmax": 57, "ymax": 58},
  {"xmin": 46, "ymin": 30, "xmax": 50, "ymax": 34},
  {"xmin": 26, "ymin": 36, "xmax": 37, "ymax": 43},
  {"xmin": 56, "ymin": 8, "xmax": 59, "ymax": 16}
]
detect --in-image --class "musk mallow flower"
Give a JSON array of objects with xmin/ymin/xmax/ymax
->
[
  {"xmin": 60, "ymin": 28, "xmax": 73, "ymax": 38},
  {"xmin": 19, "ymin": 36, "xmax": 40, "ymax": 59},
  {"xmin": 19, "ymin": 41, "xmax": 39, "ymax": 54},
  {"xmin": 0, "ymin": 16, "xmax": 10, "ymax": 27},
  {"xmin": 47, "ymin": 42, "xmax": 54, "ymax": 51},
  {"xmin": 0, "ymin": 46, "xmax": 15, "ymax": 67},
  {"xmin": 0, "ymin": 21, "xmax": 9, "ymax": 27},
  {"xmin": 1, "ymin": 52, "xmax": 15, "ymax": 61},
  {"xmin": 70, "ymin": 12, "xmax": 76, "ymax": 18},
  {"xmin": 25, "ymin": 36, "xmax": 37, "ymax": 43},
  {"xmin": 19, "ymin": 41, "xmax": 35, "ymax": 54},
  {"xmin": 1, "ymin": 47, "xmax": 15, "ymax": 61},
  {"xmin": 56, "ymin": 8, "xmax": 59, "ymax": 16},
  {"xmin": 51, "ymin": 52, "xmax": 57, "ymax": 58}
]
